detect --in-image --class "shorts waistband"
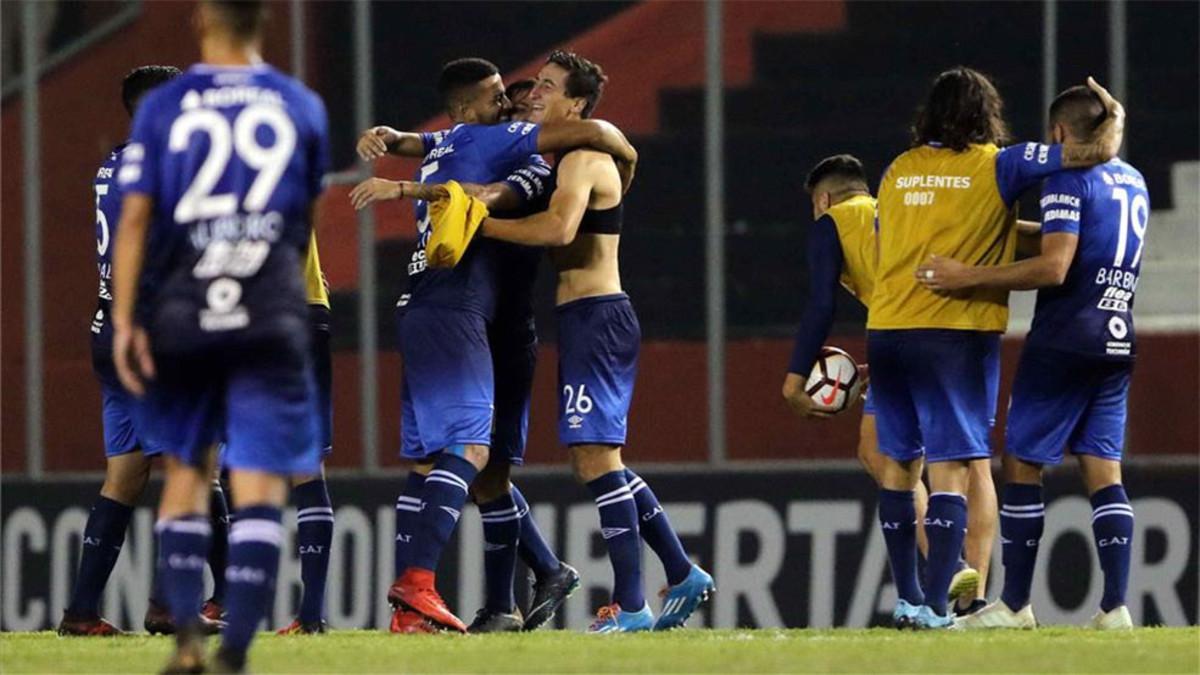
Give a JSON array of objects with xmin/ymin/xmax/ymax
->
[{"xmin": 555, "ymin": 292, "xmax": 629, "ymax": 314}]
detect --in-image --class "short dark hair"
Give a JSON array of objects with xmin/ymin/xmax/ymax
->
[
  {"xmin": 438, "ymin": 58, "xmax": 500, "ymax": 111},
  {"xmin": 804, "ymin": 154, "xmax": 867, "ymax": 194},
  {"xmin": 912, "ymin": 66, "xmax": 1010, "ymax": 151},
  {"xmin": 505, "ymin": 79, "xmax": 536, "ymax": 101},
  {"xmin": 1049, "ymin": 85, "xmax": 1107, "ymax": 141},
  {"xmin": 121, "ymin": 65, "xmax": 181, "ymax": 116},
  {"xmin": 205, "ymin": 1, "xmax": 267, "ymax": 41},
  {"xmin": 546, "ymin": 50, "xmax": 607, "ymax": 118}
]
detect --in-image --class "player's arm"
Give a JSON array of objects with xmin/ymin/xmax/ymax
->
[
  {"xmin": 782, "ymin": 215, "xmax": 844, "ymax": 420},
  {"xmin": 536, "ymin": 120, "xmax": 637, "ymax": 192},
  {"xmin": 1016, "ymin": 218, "xmax": 1042, "ymax": 258},
  {"xmin": 479, "ymin": 152, "xmax": 593, "ymax": 247},
  {"xmin": 1060, "ymin": 77, "xmax": 1125, "ymax": 168},
  {"xmin": 110, "ymin": 193, "xmax": 156, "ymax": 395},
  {"xmin": 356, "ymin": 126, "xmax": 438, "ymax": 160},
  {"xmin": 350, "ymin": 179, "xmax": 520, "ymax": 211},
  {"xmin": 916, "ymin": 233, "xmax": 1078, "ymax": 292},
  {"xmin": 918, "ymin": 172, "xmax": 1085, "ymax": 292}
]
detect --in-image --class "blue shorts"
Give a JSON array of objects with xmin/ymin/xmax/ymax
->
[
  {"xmin": 1006, "ymin": 347, "xmax": 1132, "ymax": 465},
  {"xmin": 143, "ymin": 338, "xmax": 321, "ymax": 475},
  {"xmin": 556, "ymin": 294, "xmax": 639, "ymax": 446},
  {"xmin": 397, "ymin": 306, "xmax": 494, "ymax": 460},
  {"xmin": 93, "ymin": 349, "xmax": 163, "ymax": 457},
  {"xmin": 310, "ymin": 306, "xmax": 333, "ymax": 457},
  {"xmin": 866, "ymin": 329, "xmax": 1000, "ymax": 463},
  {"xmin": 489, "ymin": 313, "xmax": 537, "ymax": 465}
]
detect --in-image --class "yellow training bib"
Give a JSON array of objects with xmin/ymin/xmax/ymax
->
[
  {"xmin": 304, "ymin": 228, "xmax": 330, "ymax": 308},
  {"xmin": 869, "ymin": 143, "xmax": 1017, "ymax": 332},
  {"xmin": 826, "ymin": 194, "xmax": 878, "ymax": 308}
]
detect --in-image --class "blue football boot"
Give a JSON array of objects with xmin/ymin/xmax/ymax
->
[
  {"xmin": 913, "ymin": 604, "xmax": 956, "ymax": 630},
  {"xmin": 892, "ymin": 598, "xmax": 923, "ymax": 629},
  {"xmin": 587, "ymin": 603, "xmax": 655, "ymax": 634},
  {"xmin": 653, "ymin": 565, "xmax": 715, "ymax": 630}
]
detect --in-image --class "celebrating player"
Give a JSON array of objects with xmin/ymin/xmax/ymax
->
[
  {"xmin": 920, "ymin": 84, "xmax": 1146, "ymax": 631},
  {"xmin": 870, "ymin": 68, "xmax": 1124, "ymax": 629},
  {"xmin": 58, "ymin": 64, "xmax": 231, "ymax": 639},
  {"xmin": 465, "ymin": 51, "xmax": 716, "ymax": 633},
  {"xmin": 782, "ymin": 154, "xmax": 996, "ymax": 618},
  {"xmin": 353, "ymin": 57, "xmax": 638, "ymax": 634},
  {"xmin": 111, "ymin": 1, "xmax": 329, "ymax": 670},
  {"xmin": 276, "ymin": 231, "xmax": 337, "ymax": 635}
]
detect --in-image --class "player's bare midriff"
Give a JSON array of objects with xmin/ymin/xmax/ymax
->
[{"xmin": 550, "ymin": 233, "xmax": 621, "ymax": 305}]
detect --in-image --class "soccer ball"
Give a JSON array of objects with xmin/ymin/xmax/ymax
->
[{"xmin": 805, "ymin": 346, "xmax": 863, "ymax": 414}]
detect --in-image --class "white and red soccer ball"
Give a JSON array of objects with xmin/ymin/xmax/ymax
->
[{"xmin": 805, "ymin": 346, "xmax": 864, "ymax": 413}]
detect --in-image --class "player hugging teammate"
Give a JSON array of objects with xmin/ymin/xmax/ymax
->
[{"xmin": 786, "ymin": 67, "xmax": 1140, "ymax": 630}]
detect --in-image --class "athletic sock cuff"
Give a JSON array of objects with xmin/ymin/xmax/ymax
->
[{"xmin": 1090, "ymin": 484, "xmax": 1130, "ymax": 508}]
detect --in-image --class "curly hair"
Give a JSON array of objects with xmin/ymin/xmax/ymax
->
[
  {"xmin": 911, "ymin": 67, "xmax": 1010, "ymax": 151},
  {"xmin": 546, "ymin": 50, "xmax": 608, "ymax": 118}
]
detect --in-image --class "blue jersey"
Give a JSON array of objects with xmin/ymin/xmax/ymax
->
[
  {"xmin": 1026, "ymin": 159, "xmax": 1149, "ymax": 360},
  {"xmin": 403, "ymin": 122, "xmax": 541, "ymax": 318},
  {"xmin": 91, "ymin": 144, "xmax": 128, "ymax": 348},
  {"xmin": 118, "ymin": 63, "xmax": 329, "ymax": 352}
]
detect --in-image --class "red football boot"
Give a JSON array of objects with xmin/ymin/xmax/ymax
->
[
  {"xmin": 57, "ymin": 612, "xmax": 124, "ymax": 636},
  {"xmin": 389, "ymin": 607, "xmax": 439, "ymax": 634},
  {"xmin": 200, "ymin": 598, "xmax": 224, "ymax": 622},
  {"xmin": 388, "ymin": 569, "xmax": 467, "ymax": 633}
]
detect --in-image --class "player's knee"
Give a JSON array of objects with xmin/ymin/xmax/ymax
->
[
  {"xmin": 100, "ymin": 453, "xmax": 151, "ymax": 505},
  {"xmin": 460, "ymin": 444, "xmax": 490, "ymax": 471},
  {"xmin": 471, "ymin": 465, "xmax": 511, "ymax": 503},
  {"xmin": 1077, "ymin": 455, "xmax": 1122, "ymax": 495},
  {"xmin": 1002, "ymin": 453, "xmax": 1044, "ymax": 485},
  {"xmin": 569, "ymin": 445, "xmax": 623, "ymax": 484}
]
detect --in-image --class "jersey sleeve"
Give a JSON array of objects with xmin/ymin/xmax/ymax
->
[
  {"xmin": 994, "ymin": 142, "xmax": 1064, "ymax": 206},
  {"xmin": 502, "ymin": 155, "xmax": 552, "ymax": 207},
  {"xmin": 469, "ymin": 122, "xmax": 541, "ymax": 167},
  {"xmin": 1038, "ymin": 171, "xmax": 1088, "ymax": 236},
  {"xmin": 117, "ymin": 97, "xmax": 162, "ymax": 198},
  {"xmin": 420, "ymin": 129, "xmax": 450, "ymax": 156},
  {"xmin": 787, "ymin": 215, "xmax": 845, "ymax": 376}
]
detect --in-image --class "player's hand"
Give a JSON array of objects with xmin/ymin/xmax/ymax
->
[
  {"xmin": 113, "ymin": 324, "xmax": 155, "ymax": 397},
  {"xmin": 916, "ymin": 254, "xmax": 975, "ymax": 293},
  {"xmin": 350, "ymin": 178, "xmax": 404, "ymax": 210},
  {"xmin": 782, "ymin": 373, "xmax": 835, "ymax": 420},
  {"xmin": 1086, "ymin": 76, "xmax": 1125, "ymax": 124},
  {"xmin": 356, "ymin": 126, "xmax": 401, "ymax": 162},
  {"xmin": 616, "ymin": 157, "xmax": 636, "ymax": 195}
]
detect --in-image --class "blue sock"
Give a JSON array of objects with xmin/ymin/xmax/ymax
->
[
  {"xmin": 878, "ymin": 489, "xmax": 924, "ymax": 606},
  {"xmin": 67, "ymin": 496, "xmax": 133, "ymax": 617},
  {"xmin": 156, "ymin": 515, "xmax": 212, "ymax": 627},
  {"xmin": 587, "ymin": 470, "xmax": 644, "ymax": 611},
  {"xmin": 394, "ymin": 472, "xmax": 425, "ymax": 577},
  {"xmin": 1090, "ymin": 484, "xmax": 1134, "ymax": 612},
  {"xmin": 479, "ymin": 493, "xmax": 521, "ymax": 612},
  {"xmin": 221, "ymin": 506, "xmax": 283, "ymax": 656},
  {"xmin": 999, "ymin": 483, "xmax": 1044, "ymax": 612},
  {"xmin": 295, "ymin": 479, "xmax": 334, "ymax": 624},
  {"xmin": 625, "ymin": 469, "xmax": 692, "ymax": 585},
  {"xmin": 512, "ymin": 485, "xmax": 560, "ymax": 579},
  {"xmin": 924, "ymin": 492, "xmax": 968, "ymax": 616},
  {"xmin": 410, "ymin": 453, "xmax": 478, "ymax": 572},
  {"xmin": 208, "ymin": 481, "xmax": 230, "ymax": 603}
]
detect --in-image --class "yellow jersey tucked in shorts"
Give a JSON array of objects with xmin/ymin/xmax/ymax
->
[
  {"xmin": 826, "ymin": 193, "xmax": 877, "ymax": 308},
  {"xmin": 869, "ymin": 141, "xmax": 1064, "ymax": 332},
  {"xmin": 304, "ymin": 229, "xmax": 330, "ymax": 309}
]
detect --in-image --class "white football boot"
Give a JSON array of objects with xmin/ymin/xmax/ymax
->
[
  {"xmin": 1087, "ymin": 605, "xmax": 1133, "ymax": 630},
  {"xmin": 954, "ymin": 600, "xmax": 1037, "ymax": 629}
]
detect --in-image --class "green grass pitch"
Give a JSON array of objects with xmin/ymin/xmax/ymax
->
[{"xmin": 2, "ymin": 628, "xmax": 1198, "ymax": 673}]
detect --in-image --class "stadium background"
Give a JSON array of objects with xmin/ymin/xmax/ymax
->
[{"xmin": 1, "ymin": 0, "xmax": 1196, "ymax": 632}]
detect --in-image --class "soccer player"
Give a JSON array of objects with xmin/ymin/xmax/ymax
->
[
  {"xmin": 111, "ymin": 1, "xmax": 329, "ymax": 670},
  {"xmin": 58, "ymin": 64, "xmax": 229, "ymax": 638},
  {"xmin": 869, "ymin": 67, "xmax": 1124, "ymax": 629},
  {"xmin": 353, "ymin": 57, "xmax": 638, "ymax": 634},
  {"xmin": 919, "ymin": 85, "xmax": 1147, "ymax": 630},
  {"xmin": 465, "ymin": 50, "xmax": 716, "ymax": 633},
  {"xmin": 276, "ymin": 232, "xmax": 336, "ymax": 635},
  {"xmin": 782, "ymin": 154, "xmax": 1007, "ymax": 618}
]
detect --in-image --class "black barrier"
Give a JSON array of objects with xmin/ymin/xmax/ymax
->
[{"xmin": 2, "ymin": 465, "xmax": 1196, "ymax": 631}]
